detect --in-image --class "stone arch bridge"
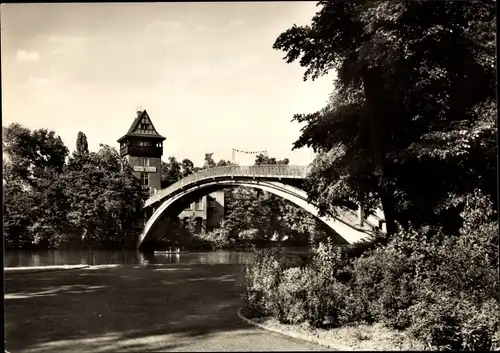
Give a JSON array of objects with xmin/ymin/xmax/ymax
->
[{"xmin": 139, "ymin": 165, "xmax": 385, "ymax": 249}]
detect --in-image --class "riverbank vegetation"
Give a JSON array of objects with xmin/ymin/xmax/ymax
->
[
  {"xmin": 243, "ymin": 0, "xmax": 498, "ymax": 351},
  {"xmin": 244, "ymin": 191, "xmax": 499, "ymax": 350},
  {"xmin": 3, "ymin": 128, "xmax": 147, "ymax": 249},
  {"xmin": 3, "ymin": 127, "xmax": 320, "ymax": 250}
]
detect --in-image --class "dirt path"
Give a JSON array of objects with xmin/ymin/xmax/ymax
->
[{"xmin": 5, "ymin": 264, "xmax": 331, "ymax": 352}]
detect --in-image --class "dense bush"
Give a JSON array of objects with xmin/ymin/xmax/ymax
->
[
  {"xmin": 196, "ymin": 223, "xmax": 234, "ymax": 250},
  {"xmin": 242, "ymin": 249, "xmax": 283, "ymax": 319},
  {"xmin": 277, "ymin": 267, "xmax": 309, "ymax": 324},
  {"xmin": 244, "ymin": 241, "xmax": 350, "ymax": 328},
  {"xmin": 305, "ymin": 241, "xmax": 348, "ymax": 328},
  {"xmin": 243, "ymin": 190, "xmax": 499, "ymax": 350},
  {"xmin": 349, "ymin": 242, "xmax": 418, "ymax": 329},
  {"xmin": 409, "ymin": 295, "xmax": 499, "ymax": 351}
]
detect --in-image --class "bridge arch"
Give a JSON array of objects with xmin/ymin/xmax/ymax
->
[{"xmin": 139, "ymin": 178, "xmax": 380, "ymax": 249}]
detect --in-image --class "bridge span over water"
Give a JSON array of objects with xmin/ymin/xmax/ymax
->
[{"xmin": 139, "ymin": 165, "xmax": 385, "ymax": 249}]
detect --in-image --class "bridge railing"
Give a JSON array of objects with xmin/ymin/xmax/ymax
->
[{"xmin": 145, "ymin": 164, "xmax": 311, "ymax": 208}]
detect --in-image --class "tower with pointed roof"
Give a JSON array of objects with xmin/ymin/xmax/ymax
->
[{"xmin": 117, "ymin": 109, "xmax": 165, "ymax": 195}]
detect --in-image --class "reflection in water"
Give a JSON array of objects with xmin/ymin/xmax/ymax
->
[
  {"xmin": 140, "ymin": 251, "xmax": 255, "ymax": 266},
  {"xmin": 4, "ymin": 250, "xmax": 263, "ymax": 267},
  {"xmin": 5, "ymin": 248, "xmax": 308, "ymax": 268},
  {"xmin": 32, "ymin": 253, "xmax": 41, "ymax": 267}
]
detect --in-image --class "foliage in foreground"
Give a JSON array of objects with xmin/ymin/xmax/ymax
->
[{"xmin": 243, "ymin": 190, "xmax": 499, "ymax": 351}]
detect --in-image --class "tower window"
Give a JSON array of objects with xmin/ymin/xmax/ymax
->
[
  {"xmin": 141, "ymin": 172, "xmax": 149, "ymax": 186},
  {"xmin": 140, "ymin": 157, "xmax": 150, "ymax": 167},
  {"xmin": 140, "ymin": 123, "xmax": 148, "ymax": 130}
]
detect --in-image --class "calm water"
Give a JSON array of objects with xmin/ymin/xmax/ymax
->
[{"xmin": 4, "ymin": 248, "xmax": 309, "ymax": 268}]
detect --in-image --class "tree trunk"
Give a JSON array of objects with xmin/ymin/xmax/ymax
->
[
  {"xmin": 378, "ymin": 189, "xmax": 399, "ymax": 236},
  {"xmin": 362, "ymin": 68, "xmax": 398, "ymax": 236}
]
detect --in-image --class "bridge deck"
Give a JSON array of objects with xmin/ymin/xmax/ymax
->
[{"xmin": 144, "ymin": 164, "xmax": 311, "ymax": 208}]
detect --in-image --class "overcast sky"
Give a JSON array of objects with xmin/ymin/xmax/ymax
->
[{"xmin": 1, "ymin": 2, "xmax": 335, "ymax": 166}]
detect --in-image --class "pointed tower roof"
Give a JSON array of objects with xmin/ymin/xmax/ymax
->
[{"xmin": 117, "ymin": 109, "xmax": 166, "ymax": 143}]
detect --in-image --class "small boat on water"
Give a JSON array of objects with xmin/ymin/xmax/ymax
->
[{"xmin": 154, "ymin": 248, "xmax": 189, "ymax": 255}]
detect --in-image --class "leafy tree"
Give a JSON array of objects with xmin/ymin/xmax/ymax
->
[
  {"xmin": 273, "ymin": 0, "xmax": 496, "ymax": 235},
  {"xmin": 197, "ymin": 222, "xmax": 233, "ymax": 249},
  {"xmin": 161, "ymin": 156, "xmax": 182, "ymax": 188},
  {"xmin": 3, "ymin": 124, "xmax": 71, "ymax": 248},
  {"xmin": 148, "ymin": 216, "xmax": 196, "ymax": 248},
  {"xmin": 217, "ymin": 159, "xmax": 233, "ymax": 167},
  {"xmin": 3, "ymin": 177, "xmax": 37, "ymax": 248},
  {"xmin": 26, "ymin": 170, "xmax": 73, "ymax": 247},
  {"xmin": 3, "ymin": 125, "xmax": 148, "ymax": 249},
  {"xmin": 76, "ymin": 131, "xmax": 89, "ymax": 155},
  {"xmin": 203, "ymin": 153, "xmax": 217, "ymax": 169},
  {"xmin": 67, "ymin": 132, "xmax": 93, "ymax": 172},
  {"xmin": 3, "ymin": 123, "xmax": 69, "ymax": 187},
  {"xmin": 223, "ymin": 187, "xmax": 270, "ymax": 244},
  {"xmin": 254, "ymin": 153, "xmax": 289, "ymax": 166},
  {"xmin": 219, "ymin": 153, "xmax": 327, "ymax": 247},
  {"xmin": 180, "ymin": 158, "xmax": 196, "ymax": 177},
  {"xmin": 64, "ymin": 145, "xmax": 147, "ymax": 247}
]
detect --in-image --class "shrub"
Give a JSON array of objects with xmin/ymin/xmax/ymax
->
[
  {"xmin": 197, "ymin": 227, "xmax": 233, "ymax": 250},
  {"xmin": 242, "ymin": 249, "xmax": 283, "ymax": 318},
  {"xmin": 277, "ymin": 267, "xmax": 309, "ymax": 324},
  {"xmin": 241, "ymin": 190, "xmax": 498, "ymax": 350},
  {"xmin": 348, "ymin": 240, "xmax": 420, "ymax": 328},
  {"xmin": 409, "ymin": 294, "xmax": 500, "ymax": 351},
  {"xmin": 460, "ymin": 299, "xmax": 499, "ymax": 351},
  {"xmin": 409, "ymin": 293, "xmax": 464, "ymax": 350},
  {"xmin": 342, "ymin": 231, "xmax": 390, "ymax": 259},
  {"xmin": 243, "ymin": 241, "xmax": 351, "ymax": 327},
  {"xmin": 405, "ymin": 190, "xmax": 499, "ymax": 349},
  {"xmin": 493, "ymin": 329, "xmax": 500, "ymax": 350},
  {"xmin": 305, "ymin": 270, "xmax": 348, "ymax": 328},
  {"xmin": 304, "ymin": 241, "xmax": 349, "ymax": 328}
]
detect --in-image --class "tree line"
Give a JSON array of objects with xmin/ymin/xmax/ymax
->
[
  {"xmin": 3, "ymin": 126, "xmax": 323, "ymax": 250},
  {"xmin": 3, "ymin": 127, "xmax": 147, "ymax": 249}
]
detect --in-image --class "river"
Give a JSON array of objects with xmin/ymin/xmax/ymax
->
[{"xmin": 4, "ymin": 248, "xmax": 309, "ymax": 268}]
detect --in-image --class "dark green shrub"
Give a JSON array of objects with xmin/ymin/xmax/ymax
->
[
  {"xmin": 242, "ymin": 249, "xmax": 283, "ymax": 318},
  {"xmin": 241, "ymin": 189, "xmax": 498, "ymax": 350},
  {"xmin": 493, "ymin": 329, "xmax": 500, "ymax": 350},
  {"xmin": 460, "ymin": 299, "xmax": 499, "ymax": 351},
  {"xmin": 406, "ymin": 190, "xmax": 499, "ymax": 350},
  {"xmin": 409, "ymin": 294, "xmax": 500, "ymax": 351},
  {"xmin": 277, "ymin": 267, "xmax": 309, "ymax": 324},
  {"xmin": 342, "ymin": 231, "xmax": 390, "ymax": 259},
  {"xmin": 305, "ymin": 273, "xmax": 348, "ymax": 328},
  {"xmin": 371, "ymin": 242, "xmax": 420, "ymax": 330},
  {"xmin": 348, "ymin": 244, "xmax": 415, "ymax": 326},
  {"xmin": 304, "ymin": 241, "xmax": 349, "ymax": 328},
  {"xmin": 342, "ymin": 256, "xmax": 378, "ymax": 324},
  {"xmin": 409, "ymin": 293, "xmax": 464, "ymax": 350}
]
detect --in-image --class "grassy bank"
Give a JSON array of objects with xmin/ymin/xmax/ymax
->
[{"xmin": 242, "ymin": 312, "xmax": 426, "ymax": 351}]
